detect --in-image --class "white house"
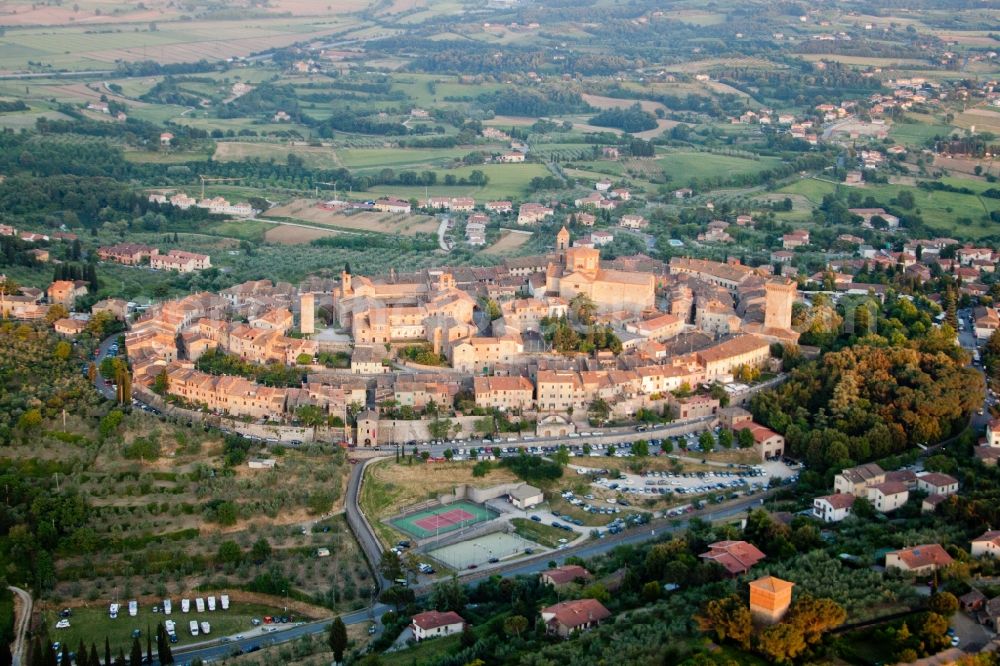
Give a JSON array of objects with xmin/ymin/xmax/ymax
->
[
  {"xmin": 867, "ymin": 481, "xmax": 908, "ymax": 513},
  {"xmin": 812, "ymin": 493, "xmax": 855, "ymax": 523},
  {"xmin": 971, "ymin": 530, "xmax": 1000, "ymax": 558},
  {"xmin": 916, "ymin": 472, "xmax": 959, "ymax": 497},
  {"xmin": 411, "ymin": 610, "xmax": 465, "ymax": 641}
]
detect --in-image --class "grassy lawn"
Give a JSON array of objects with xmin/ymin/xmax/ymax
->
[
  {"xmin": 775, "ymin": 178, "xmax": 840, "ymax": 204},
  {"xmin": 890, "ymin": 116, "xmax": 953, "ymax": 147},
  {"xmin": 41, "ymin": 602, "xmax": 286, "ymax": 656},
  {"xmin": 200, "ymin": 219, "xmax": 272, "ymax": 243},
  {"xmin": 657, "ymin": 151, "xmax": 783, "ymax": 184},
  {"xmin": 510, "ymin": 518, "xmax": 567, "ymax": 548}
]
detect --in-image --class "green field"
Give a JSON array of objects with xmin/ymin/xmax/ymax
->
[
  {"xmin": 41, "ymin": 601, "xmax": 291, "ymax": 656},
  {"xmin": 890, "ymin": 116, "xmax": 953, "ymax": 147},
  {"xmin": 657, "ymin": 151, "xmax": 783, "ymax": 183},
  {"xmin": 776, "ymin": 176, "xmax": 1000, "ymax": 240},
  {"xmin": 213, "ymin": 142, "xmax": 343, "ymax": 170},
  {"xmin": 365, "ymin": 163, "xmax": 550, "ymax": 200}
]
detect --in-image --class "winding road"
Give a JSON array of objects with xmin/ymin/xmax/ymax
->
[{"xmin": 8, "ymin": 586, "xmax": 32, "ymax": 666}]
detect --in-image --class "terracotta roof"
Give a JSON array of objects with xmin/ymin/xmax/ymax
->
[
  {"xmin": 541, "ymin": 599, "xmax": 610, "ymax": 628},
  {"xmin": 474, "ymin": 375, "xmax": 533, "ymax": 393},
  {"xmin": 885, "ymin": 470, "xmax": 917, "ymax": 484},
  {"xmin": 749, "ymin": 575, "xmax": 794, "ymax": 594},
  {"xmin": 700, "ymin": 540, "xmax": 766, "ymax": 574},
  {"xmin": 746, "ymin": 421, "xmax": 781, "ymax": 444},
  {"xmin": 838, "ymin": 463, "xmax": 885, "ymax": 485},
  {"xmin": 923, "ymin": 493, "xmax": 947, "ymax": 507},
  {"xmin": 870, "ymin": 481, "xmax": 909, "ymax": 496},
  {"xmin": 411, "ymin": 610, "xmax": 465, "ymax": 631},
  {"xmin": 889, "ymin": 544, "xmax": 953, "ymax": 570},
  {"xmin": 696, "ymin": 335, "xmax": 769, "ymax": 364},
  {"xmin": 541, "ymin": 565, "xmax": 591, "ymax": 585},
  {"xmin": 918, "ymin": 472, "xmax": 958, "ymax": 488},
  {"xmin": 817, "ymin": 493, "xmax": 856, "ymax": 510}
]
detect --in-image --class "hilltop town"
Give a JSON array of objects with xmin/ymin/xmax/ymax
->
[{"xmin": 5, "ymin": 0, "xmax": 1000, "ymax": 665}]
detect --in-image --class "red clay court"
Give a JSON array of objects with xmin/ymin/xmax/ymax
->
[
  {"xmin": 414, "ymin": 508, "xmax": 476, "ymax": 531},
  {"xmin": 390, "ymin": 500, "xmax": 497, "ymax": 539}
]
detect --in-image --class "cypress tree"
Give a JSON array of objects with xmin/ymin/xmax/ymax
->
[
  {"xmin": 104, "ymin": 637, "xmax": 111, "ymax": 666},
  {"xmin": 89, "ymin": 642, "xmax": 99, "ymax": 666},
  {"xmin": 129, "ymin": 637, "xmax": 141, "ymax": 666}
]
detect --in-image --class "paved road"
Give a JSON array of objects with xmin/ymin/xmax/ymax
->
[
  {"xmin": 346, "ymin": 459, "xmax": 391, "ymax": 592},
  {"xmin": 436, "ymin": 215, "xmax": 453, "ymax": 252},
  {"xmin": 8, "ymin": 586, "xmax": 31, "ymax": 666},
  {"xmin": 93, "ymin": 334, "xmax": 119, "ymax": 401}
]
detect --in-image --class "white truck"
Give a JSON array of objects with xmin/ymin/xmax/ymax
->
[
  {"xmin": 163, "ymin": 599, "xmax": 172, "ymax": 615},
  {"xmin": 164, "ymin": 620, "xmax": 176, "ymax": 636},
  {"xmin": 220, "ymin": 595, "xmax": 230, "ymax": 610},
  {"xmin": 128, "ymin": 600, "xmax": 138, "ymax": 617},
  {"xmin": 200, "ymin": 621, "xmax": 210, "ymax": 635},
  {"xmin": 195, "ymin": 598, "xmax": 205, "ymax": 613},
  {"xmin": 181, "ymin": 598, "xmax": 190, "ymax": 613},
  {"xmin": 189, "ymin": 620, "xmax": 199, "ymax": 637},
  {"xmin": 108, "ymin": 603, "xmax": 119, "ymax": 619},
  {"xmin": 207, "ymin": 596, "xmax": 216, "ymax": 612}
]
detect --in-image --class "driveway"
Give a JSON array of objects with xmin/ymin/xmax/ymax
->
[
  {"xmin": 951, "ymin": 611, "xmax": 993, "ymax": 653},
  {"xmin": 386, "ymin": 626, "xmax": 414, "ymax": 652},
  {"xmin": 8, "ymin": 586, "xmax": 31, "ymax": 666}
]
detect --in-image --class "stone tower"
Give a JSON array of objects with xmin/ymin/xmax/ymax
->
[
  {"xmin": 341, "ymin": 269, "xmax": 353, "ymax": 297},
  {"xmin": 300, "ymin": 292, "xmax": 315, "ymax": 335},
  {"xmin": 556, "ymin": 226, "xmax": 570, "ymax": 251},
  {"xmin": 764, "ymin": 278, "xmax": 796, "ymax": 331},
  {"xmin": 749, "ymin": 576, "xmax": 794, "ymax": 625},
  {"xmin": 438, "ymin": 272, "xmax": 455, "ymax": 291}
]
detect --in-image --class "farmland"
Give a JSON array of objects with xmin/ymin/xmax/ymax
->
[
  {"xmin": 214, "ymin": 142, "xmax": 344, "ymax": 171},
  {"xmin": 364, "ymin": 163, "xmax": 551, "ymax": 201},
  {"xmin": 263, "ymin": 223, "xmax": 340, "ymax": 245},
  {"xmin": 657, "ymin": 151, "xmax": 785, "ymax": 184},
  {"xmin": 483, "ymin": 229, "xmax": 532, "ymax": 255},
  {"xmin": 0, "ymin": 17, "xmax": 364, "ymax": 72},
  {"xmin": 264, "ymin": 201, "xmax": 439, "ymax": 236}
]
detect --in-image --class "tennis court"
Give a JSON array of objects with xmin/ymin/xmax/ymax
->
[{"xmin": 390, "ymin": 500, "xmax": 497, "ymax": 539}]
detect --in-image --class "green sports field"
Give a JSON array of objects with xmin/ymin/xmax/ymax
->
[{"xmin": 389, "ymin": 500, "xmax": 496, "ymax": 540}]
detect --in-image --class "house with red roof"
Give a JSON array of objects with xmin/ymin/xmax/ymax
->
[
  {"xmin": 540, "ymin": 599, "xmax": 610, "ymax": 638},
  {"xmin": 540, "ymin": 565, "xmax": 592, "ymax": 589},
  {"xmin": 885, "ymin": 544, "xmax": 954, "ymax": 575},
  {"xmin": 699, "ymin": 540, "xmax": 766, "ymax": 576},
  {"xmin": 916, "ymin": 472, "xmax": 958, "ymax": 497},
  {"xmin": 866, "ymin": 481, "xmax": 909, "ymax": 513},
  {"xmin": 411, "ymin": 610, "xmax": 465, "ymax": 641},
  {"xmin": 812, "ymin": 493, "xmax": 855, "ymax": 523}
]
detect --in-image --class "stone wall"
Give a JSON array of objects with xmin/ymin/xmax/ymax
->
[
  {"xmin": 134, "ymin": 386, "xmax": 316, "ymax": 443},
  {"xmin": 438, "ymin": 482, "xmax": 528, "ymax": 505}
]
